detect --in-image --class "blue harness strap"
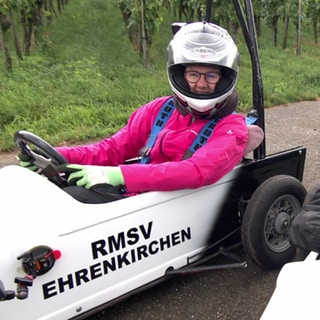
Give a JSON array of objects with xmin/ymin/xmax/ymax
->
[
  {"xmin": 139, "ymin": 98, "xmax": 175, "ymax": 164},
  {"xmin": 184, "ymin": 110, "xmax": 258, "ymax": 159},
  {"xmin": 139, "ymin": 99, "xmax": 258, "ymax": 164},
  {"xmin": 182, "ymin": 118, "xmax": 220, "ymax": 160}
]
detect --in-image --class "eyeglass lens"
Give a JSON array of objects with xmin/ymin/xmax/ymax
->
[{"xmin": 185, "ymin": 71, "xmax": 221, "ymax": 84}]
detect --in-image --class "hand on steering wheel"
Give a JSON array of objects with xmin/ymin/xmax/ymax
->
[{"xmin": 14, "ymin": 130, "xmax": 69, "ymax": 188}]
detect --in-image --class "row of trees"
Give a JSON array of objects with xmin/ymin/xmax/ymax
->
[
  {"xmin": 1, "ymin": 0, "xmax": 320, "ymax": 70},
  {"xmin": 116, "ymin": 0, "xmax": 320, "ymax": 64},
  {"xmin": 0, "ymin": 0, "xmax": 69, "ymax": 71}
]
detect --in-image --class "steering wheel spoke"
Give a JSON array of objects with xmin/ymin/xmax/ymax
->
[{"xmin": 14, "ymin": 130, "xmax": 69, "ymax": 188}]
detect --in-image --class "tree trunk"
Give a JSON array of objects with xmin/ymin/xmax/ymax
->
[
  {"xmin": 296, "ymin": 0, "xmax": 302, "ymax": 56},
  {"xmin": 255, "ymin": 16, "xmax": 261, "ymax": 37},
  {"xmin": 49, "ymin": 0, "xmax": 57, "ymax": 18},
  {"xmin": 20, "ymin": 9, "xmax": 33, "ymax": 56},
  {"xmin": 0, "ymin": 20, "xmax": 13, "ymax": 71},
  {"xmin": 57, "ymin": 0, "xmax": 62, "ymax": 14},
  {"xmin": 282, "ymin": 14, "xmax": 289, "ymax": 49},
  {"xmin": 8, "ymin": 9, "xmax": 23, "ymax": 60},
  {"xmin": 272, "ymin": 16, "xmax": 278, "ymax": 47},
  {"xmin": 118, "ymin": 3, "xmax": 140, "ymax": 52},
  {"xmin": 313, "ymin": 21, "xmax": 318, "ymax": 44},
  {"xmin": 140, "ymin": 0, "xmax": 148, "ymax": 65}
]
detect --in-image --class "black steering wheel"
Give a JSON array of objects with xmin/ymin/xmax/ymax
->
[{"xmin": 14, "ymin": 130, "xmax": 69, "ymax": 188}]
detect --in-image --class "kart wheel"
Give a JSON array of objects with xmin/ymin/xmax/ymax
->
[{"xmin": 242, "ymin": 175, "xmax": 307, "ymax": 270}]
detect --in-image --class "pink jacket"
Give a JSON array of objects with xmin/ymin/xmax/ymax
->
[{"xmin": 56, "ymin": 96, "xmax": 248, "ymax": 193}]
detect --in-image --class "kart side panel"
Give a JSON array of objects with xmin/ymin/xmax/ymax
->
[{"xmin": 0, "ymin": 165, "xmax": 238, "ymax": 319}]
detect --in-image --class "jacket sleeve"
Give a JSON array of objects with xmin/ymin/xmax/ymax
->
[
  {"xmin": 120, "ymin": 114, "xmax": 248, "ymax": 193},
  {"xmin": 55, "ymin": 98, "xmax": 169, "ymax": 165}
]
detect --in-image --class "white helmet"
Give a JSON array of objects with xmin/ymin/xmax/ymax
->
[{"xmin": 167, "ymin": 21, "xmax": 239, "ymax": 119}]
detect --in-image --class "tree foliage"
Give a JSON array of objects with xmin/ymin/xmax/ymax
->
[
  {"xmin": 0, "ymin": 0, "xmax": 69, "ymax": 71},
  {"xmin": 305, "ymin": 0, "xmax": 320, "ymax": 44},
  {"xmin": 1, "ymin": 0, "xmax": 320, "ymax": 70},
  {"xmin": 115, "ymin": 0, "xmax": 165, "ymax": 65},
  {"xmin": 116, "ymin": 0, "xmax": 320, "ymax": 63}
]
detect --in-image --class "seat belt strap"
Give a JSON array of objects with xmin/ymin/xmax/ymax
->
[
  {"xmin": 182, "ymin": 118, "xmax": 220, "ymax": 160},
  {"xmin": 139, "ymin": 101, "xmax": 258, "ymax": 163},
  {"xmin": 140, "ymin": 98, "xmax": 175, "ymax": 164},
  {"xmin": 183, "ymin": 111, "xmax": 259, "ymax": 159}
]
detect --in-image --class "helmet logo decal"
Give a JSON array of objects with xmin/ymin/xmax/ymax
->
[{"xmin": 192, "ymin": 46, "xmax": 215, "ymax": 58}]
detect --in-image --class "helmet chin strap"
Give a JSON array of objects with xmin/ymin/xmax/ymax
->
[{"xmin": 173, "ymin": 89, "xmax": 238, "ymax": 120}]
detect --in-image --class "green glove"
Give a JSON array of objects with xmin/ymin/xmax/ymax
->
[
  {"xmin": 17, "ymin": 152, "xmax": 37, "ymax": 171},
  {"xmin": 60, "ymin": 164, "xmax": 125, "ymax": 189}
]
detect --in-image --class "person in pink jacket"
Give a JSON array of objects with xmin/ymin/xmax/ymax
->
[{"xmin": 22, "ymin": 22, "xmax": 264, "ymax": 203}]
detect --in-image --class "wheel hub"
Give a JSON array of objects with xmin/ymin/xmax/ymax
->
[{"xmin": 274, "ymin": 212, "xmax": 291, "ymax": 234}]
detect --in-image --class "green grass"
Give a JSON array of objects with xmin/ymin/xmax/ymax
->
[{"xmin": 0, "ymin": 0, "xmax": 319, "ymax": 151}]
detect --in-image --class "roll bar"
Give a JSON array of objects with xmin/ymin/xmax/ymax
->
[{"xmin": 205, "ymin": 0, "xmax": 266, "ymax": 159}]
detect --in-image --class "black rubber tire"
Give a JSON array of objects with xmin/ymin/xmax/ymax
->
[{"xmin": 242, "ymin": 175, "xmax": 307, "ymax": 270}]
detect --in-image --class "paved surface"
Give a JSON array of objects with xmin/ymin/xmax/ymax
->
[{"xmin": 1, "ymin": 100, "xmax": 320, "ymax": 319}]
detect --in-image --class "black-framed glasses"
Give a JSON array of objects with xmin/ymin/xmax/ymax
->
[{"xmin": 184, "ymin": 71, "xmax": 221, "ymax": 84}]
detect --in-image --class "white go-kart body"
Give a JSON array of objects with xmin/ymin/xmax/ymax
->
[
  {"xmin": 0, "ymin": 129, "xmax": 307, "ymax": 320},
  {"xmin": 0, "ymin": 163, "xmax": 239, "ymax": 320}
]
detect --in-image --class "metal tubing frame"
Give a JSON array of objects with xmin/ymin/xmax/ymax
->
[{"xmin": 205, "ymin": 0, "xmax": 266, "ymax": 159}]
